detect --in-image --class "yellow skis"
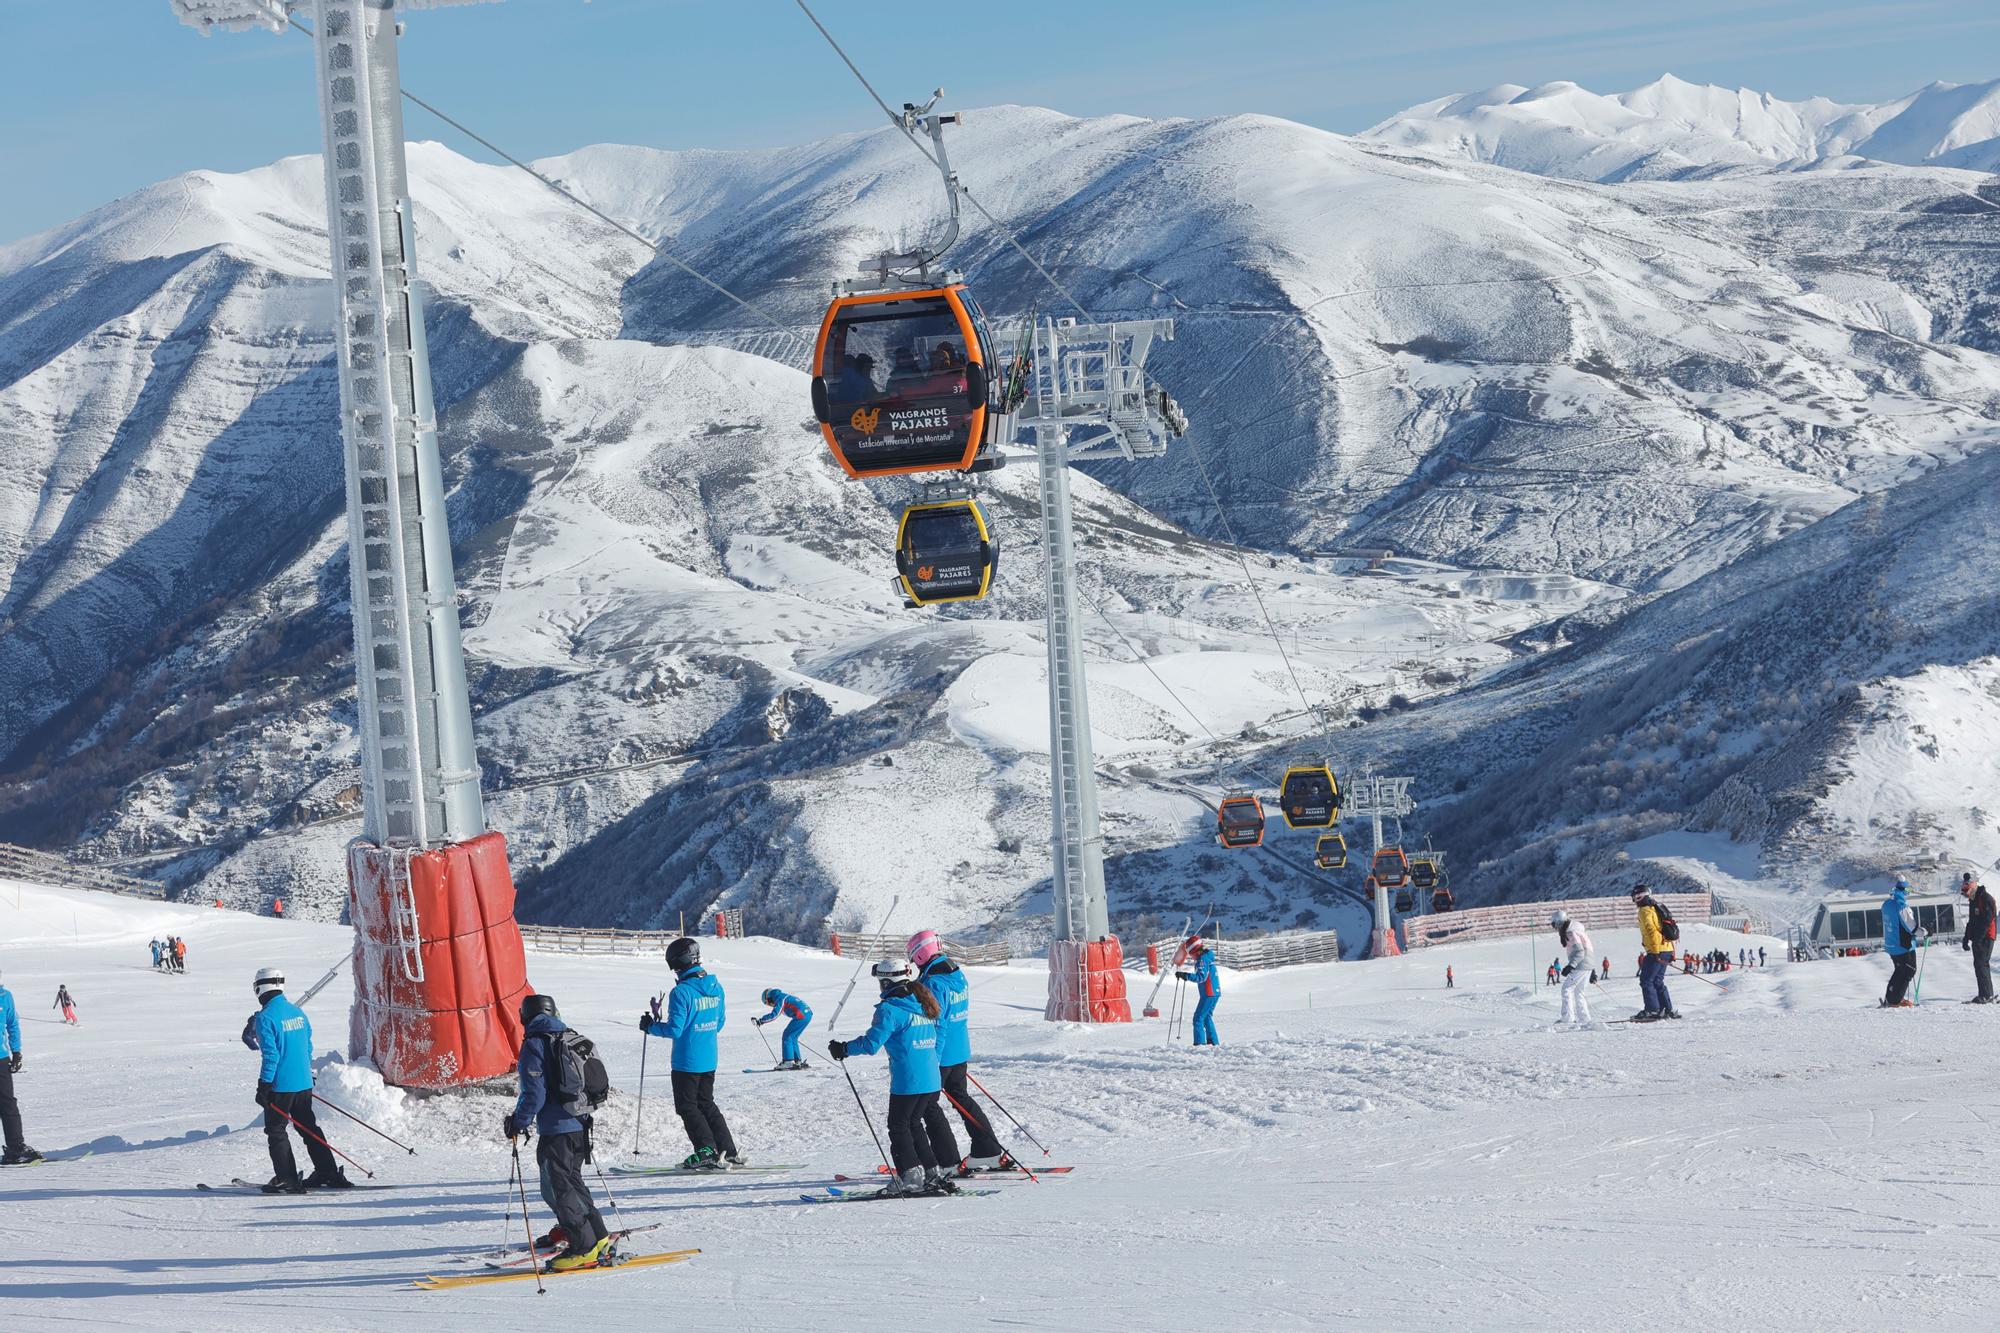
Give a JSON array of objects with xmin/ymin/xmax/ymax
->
[{"xmin": 413, "ymin": 1247, "xmax": 700, "ymax": 1290}]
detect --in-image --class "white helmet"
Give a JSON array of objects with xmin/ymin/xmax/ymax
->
[
  {"xmin": 872, "ymin": 958, "xmax": 915, "ymax": 985},
  {"xmin": 253, "ymin": 967, "xmax": 285, "ymax": 1000},
  {"xmin": 1549, "ymin": 910, "xmax": 1570, "ymax": 929}
]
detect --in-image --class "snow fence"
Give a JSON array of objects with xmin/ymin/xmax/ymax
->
[{"xmin": 1402, "ymin": 891, "xmax": 1714, "ymax": 950}]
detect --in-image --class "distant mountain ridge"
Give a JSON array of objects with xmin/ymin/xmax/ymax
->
[{"xmin": 1361, "ymin": 74, "xmax": 2000, "ymax": 181}]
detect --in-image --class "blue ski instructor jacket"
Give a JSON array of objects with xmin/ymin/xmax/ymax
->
[
  {"xmin": 646, "ymin": 967, "xmax": 725, "ymax": 1072},
  {"xmin": 0, "ymin": 985, "xmax": 19, "ymax": 1061},
  {"xmin": 918, "ymin": 958, "xmax": 972, "ymax": 1067},
  {"xmin": 254, "ymin": 994, "xmax": 315, "ymax": 1093},
  {"xmin": 844, "ymin": 993, "xmax": 941, "ymax": 1094}
]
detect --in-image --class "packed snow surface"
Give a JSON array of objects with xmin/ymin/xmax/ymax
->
[{"xmin": 2, "ymin": 879, "xmax": 1990, "ymax": 1329}]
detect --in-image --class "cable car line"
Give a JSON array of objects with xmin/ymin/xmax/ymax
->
[{"xmin": 282, "ymin": 15, "xmax": 810, "ymax": 355}]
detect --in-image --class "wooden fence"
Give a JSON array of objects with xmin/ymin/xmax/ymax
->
[
  {"xmin": 0, "ymin": 842, "xmax": 167, "ymax": 902},
  {"xmin": 1401, "ymin": 891, "xmax": 1715, "ymax": 950},
  {"xmin": 517, "ymin": 925, "xmax": 679, "ymax": 955},
  {"xmin": 827, "ymin": 932, "xmax": 1014, "ymax": 966},
  {"xmin": 1143, "ymin": 928, "xmax": 1343, "ymax": 973}
]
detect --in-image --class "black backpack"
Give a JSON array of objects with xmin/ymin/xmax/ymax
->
[
  {"xmin": 544, "ymin": 1029, "xmax": 610, "ymax": 1121},
  {"xmin": 1651, "ymin": 898, "xmax": 1681, "ymax": 943}
]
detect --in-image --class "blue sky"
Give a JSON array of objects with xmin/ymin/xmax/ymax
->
[{"xmin": 1, "ymin": 0, "xmax": 1996, "ymax": 243}]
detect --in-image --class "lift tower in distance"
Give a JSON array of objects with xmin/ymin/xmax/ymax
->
[
  {"xmin": 170, "ymin": 0, "xmax": 532, "ymax": 1088},
  {"xmin": 1347, "ymin": 774, "xmax": 1416, "ymax": 959},
  {"xmin": 1006, "ymin": 317, "xmax": 1189, "ymax": 1021}
]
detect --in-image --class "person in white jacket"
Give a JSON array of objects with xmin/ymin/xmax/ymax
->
[{"xmin": 1551, "ymin": 910, "xmax": 1595, "ymax": 1025}]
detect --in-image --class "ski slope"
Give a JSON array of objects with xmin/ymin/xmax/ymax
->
[{"xmin": 1, "ymin": 878, "xmax": 1991, "ymax": 1329}]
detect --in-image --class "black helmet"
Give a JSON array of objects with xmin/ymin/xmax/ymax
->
[
  {"xmin": 666, "ymin": 937, "xmax": 700, "ymax": 973},
  {"xmin": 520, "ymin": 993, "xmax": 558, "ymax": 1023},
  {"xmin": 762, "ymin": 988, "xmax": 779, "ymax": 1006}
]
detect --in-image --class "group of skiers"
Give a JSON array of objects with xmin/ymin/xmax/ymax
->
[
  {"xmin": 488, "ymin": 927, "xmax": 1023, "ymax": 1271},
  {"xmin": 149, "ymin": 937, "xmax": 188, "ymax": 973},
  {"xmin": 1878, "ymin": 874, "xmax": 1999, "ymax": 1007}
]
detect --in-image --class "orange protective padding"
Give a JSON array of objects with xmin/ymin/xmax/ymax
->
[
  {"xmin": 347, "ymin": 831, "xmax": 533, "ymax": 1089},
  {"xmin": 1146, "ymin": 944, "xmax": 1161, "ymax": 975},
  {"xmin": 1045, "ymin": 937, "xmax": 1133, "ymax": 1023}
]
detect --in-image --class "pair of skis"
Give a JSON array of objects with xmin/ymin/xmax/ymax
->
[
  {"xmin": 196, "ymin": 1177, "xmax": 398, "ymax": 1194},
  {"xmin": 414, "ymin": 1246, "xmax": 701, "ymax": 1290}
]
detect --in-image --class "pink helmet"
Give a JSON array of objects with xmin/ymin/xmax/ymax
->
[{"xmin": 906, "ymin": 929, "xmax": 944, "ymax": 968}]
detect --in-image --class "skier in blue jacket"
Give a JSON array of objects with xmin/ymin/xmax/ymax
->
[
  {"xmin": 0, "ymin": 970, "xmax": 39, "ymax": 1165},
  {"xmin": 640, "ymin": 937, "xmax": 742, "ymax": 1170},
  {"xmin": 754, "ymin": 988, "xmax": 813, "ymax": 1069},
  {"xmin": 830, "ymin": 958, "xmax": 960, "ymax": 1196},
  {"xmin": 1176, "ymin": 937, "xmax": 1221, "ymax": 1045},
  {"xmin": 504, "ymin": 993, "xmax": 610, "ymax": 1271},
  {"xmin": 908, "ymin": 930, "xmax": 1009, "ymax": 1171},
  {"xmin": 249, "ymin": 967, "xmax": 348, "ymax": 1192},
  {"xmin": 1880, "ymin": 879, "xmax": 1929, "ymax": 1007}
]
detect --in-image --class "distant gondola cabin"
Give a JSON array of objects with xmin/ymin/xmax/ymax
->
[
  {"xmin": 895, "ymin": 500, "xmax": 997, "ymax": 606},
  {"xmin": 1217, "ymin": 794, "xmax": 1265, "ymax": 848},
  {"xmin": 1313, "ymin": 832, "xmax": 1347, "ymax": 871},
  {"xmin": 1371, "ymin": 847, "xmax": 1410, "ymax": 887}
]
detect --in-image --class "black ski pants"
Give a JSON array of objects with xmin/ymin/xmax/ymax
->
[
  {"xmin": 670, "ymin": 1070, "xmax": 735, "ymax": 1156},
  {"xmin": 536, "ymin": 1129, "xmax": 607, "ymax": 1250},
  {"xmin": 1972, "ymin": 936, "xmax": 1994, "ymax": 1002},
  {"xmin": 0, "ymin": 1063, "xmax": 24, "ymax": 1154},
  {"xmin": 263, "ymin": 1089, "xmax": 339, "ymax": 1182},
  {"xmin": 1884, "ymin": 950, "xmax": 1919, "ymax": 1005},
  {"xmin": 938, "ymin": 1063, "xmax": 1003, "ymax": 1160},
  {"xmin": 886, "ymin": 1091, "xmax": 949, "ymax": 1174}
]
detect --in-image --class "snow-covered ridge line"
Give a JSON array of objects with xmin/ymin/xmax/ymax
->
[{"xmin": 1361, "ymin": 72, "xmax": 2000, "ymax": 181}]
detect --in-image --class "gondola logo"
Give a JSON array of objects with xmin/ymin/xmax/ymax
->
[
  {"xmin": 916, "ymin": 565, "xmax": 936, "ymax": 580},
  {"xmin": 850, "ymin": 406, "xmax": 882, "ymax": 435}
]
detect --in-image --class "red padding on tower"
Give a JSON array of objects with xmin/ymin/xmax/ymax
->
[
  {"xmin": 1045, "ymin": 936, "xmax": 1133, "ymax": 1023},
  {"xmin": 348, "ymin": 831, "xmax": 533, "ymax": 1089}
]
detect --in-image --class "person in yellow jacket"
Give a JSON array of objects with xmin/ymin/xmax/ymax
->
[{"xmin": 1632, "ymin": 885, "xmax": 1680, "ymax": 1022}]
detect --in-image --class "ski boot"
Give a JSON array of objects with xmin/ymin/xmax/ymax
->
[
  {"xmin": 1662, "ymin": 1009, "xmax": 1684, "ymax": 1020},
  {"xmin": 724, "ymin": 1150, "xmax": 751, "ymax": 1169},
  {"xmin": 677, "ymin": 1146, "xmax": 722, "ymax": 1172},
  {"xmin": 923, "ymin": 1167, "xmax": 961, "ymax": 1196},
  {"xmin": 305, "ymin": 1167, "xmax": 354, "ymax": 1190},
  {"xmin": 879, "ymin": 1166, "xmax": 927, "ymax": 1198},
  {"xmin": 1, "ymin": 1145, "xmax": 44, "ymax": 1166},
  {"xmin": 960, "ymin": 1152, "xmax": 1013, "ymax": 1175},
  {"xmin": 533, "ymin": 1226, "xmax": 568, "ymax": 1255},
  {"xmin": 550, "ymin": 1235, "xmax": 615, "ymax": 1273},
  {"xmin": 260, "ymin": 1175, "xmax": 308, "ymax": 1195},
  {"xmin": 1629, "ymin": 1010, "xmax": 1661, "ymax": 1023}
]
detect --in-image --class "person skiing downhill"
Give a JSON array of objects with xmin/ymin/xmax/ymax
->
[
  {"xmin": 148, "ymin": 940, "xmax": 164, "ymax": 971},
  {"xmin": 248, "ymin": 967, "xmax": 349, "ymax": 1193},
  {"xmin": 52, "ymin": 985, "xmax": 76, "ymax": 1025},
  {"xmin": 829, "ymin": 958, "xmax": 958, "ymax": 1197},
  {"xmin": 1879, "ymin": 879, "xmax": 1928, "ymax": 1007},
  {"xmin": 1962, "ymin": 875, "xmax": 1997, "ymax": 1004},
  {"xmin": 1631, "ymin": 886, "xmax": 1680, "ymax": 1022},
  {"xmin": 639, "ymin": 937, "xmax": 742, "ymax": 1170},
  {"xmin": 174, "ymin": 937, "xmax": 187, "ymax": 972},
  {"xmin": 1550, "ymin": 911, "xmax": 1594, "ymax": 1025},
  {"xmin": 1177, "ymin": 937, "xmax": 1222, "ymax": 1045},
  {"xmin": 1445, "ymin": 965, "xmax": 1454, "ymax": 989},
  {"xmin": 908, "ymin": 930, "xmax": 1009, "ymax": 1172},
  {"xmin": 753, "ymin": 988, "xmax": 813, "ymax": 1069},
  {"xmin": 504, "ymin": 993, "xmax": 612, "ymax": 1272},
  {"xmin": 0, "ymin": 969, "xmax": 42, "ymax": 1165}
]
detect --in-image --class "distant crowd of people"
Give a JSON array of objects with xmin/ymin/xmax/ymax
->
[{"xmin": 149, "ymin": 937, "xmax": 188, "ymax": 973}]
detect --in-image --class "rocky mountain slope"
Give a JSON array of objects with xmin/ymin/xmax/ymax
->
[{"xmin": 2, "ymin": 96, "xmax": 1996, "ymax": 942}]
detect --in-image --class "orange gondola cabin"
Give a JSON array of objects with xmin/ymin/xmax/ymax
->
[
  {"xmin": 1217, "ymin": 793, "xmax": 1265, "ymax": 848},
  {"xmin": 1371, "ymin": 847, "xmax": 1411, "ymax": 886},
  {"xmin": 811, "ymin": 284, "xmax": 1001, "ymax": 478}
]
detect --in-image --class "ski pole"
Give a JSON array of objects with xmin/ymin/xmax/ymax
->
[
  {"xmin": 829, "ymin": 894, "xmax": 901, "ymax": 1031},
  {"xmin": 754, "ymin": 1020, "xmax": 779, "ymax": 1068},
  {"xmin": 588, "ymin": 1127, "xmax": 629, "ymax": 1235},
  {"xmin": 312, "ymin": 1092, "xmax": 416, "ymax": 1155},
  {"xmin": 965, "ymin": 1072, "xmax": 1051, "ymax": 1157},
  {"xmin": 509, "ymin": 1137, "xmax": 546, "ymax": 1295},
  {"xmin": 267, "ymin": 1100, "xmax": 375, "ymax": 1179},
  {"xmin": 632, "ymin": 1031, "xmax": 648, "ymax": 1157},
  {"xmin": 1914, "ymin": 939, "xmax": 1930, "ymax": 1004},
  {"xmin": 838, "ymin": 1059, "xmax": 891, "ymax": 1172},
  {"xmin": 941, "ymin": 1087, "xmax": 1037, "ymax": 1182}
]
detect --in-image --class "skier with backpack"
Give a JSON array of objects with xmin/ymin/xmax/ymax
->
[
  {"xmin": 1631, "ymin": 886, "xmax": 1681, "ymax": 1022},
  {"xmin": 829, "ymin": 958, "xmax": 958, "ymax": 1197},
  {"xmin": 639, "ymin": 937, "xmax": 743, "ymax": 1170},
  {"xmin": 1550, "ymin": 910, "xmax": 1594, "ymax": 1025},
  {"xmin": 249, "ymin": 967, "xmax": 350, "ymax": 1192},
  {"xmin": 752, "ymin": 988, "xmax": 813, "ymax": 1070},
  {"xmin": 908, "ymin": 930, "xmax": 1010, "ymax": 1172},
  {"xmin": 1176, "ymin": 937, "xmax": 1222, "ymax": 1045},
  {"xmin": 53, "ymin": 985, "xmax": 76, "ymax": 1025},
  {"xmin": 1879, "ymin": 878, "xmax": 1928, "ymax": 1007},
  {"xmin": 504, "ymin": 992, "xmax": 612, "ymax": 1272}
]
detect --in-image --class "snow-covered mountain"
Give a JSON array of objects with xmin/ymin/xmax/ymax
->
[
  {"xmin": 2, "ymin": 98, "xmax": 1997, "ymax": 942},
  {"xmin": 1361, "ymin": 74, "xmax": 2000, "ymax": 181}
]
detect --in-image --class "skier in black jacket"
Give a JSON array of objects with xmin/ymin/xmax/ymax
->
[{"xmin": 1961, "ymin": 875, "xmax": 1996, "ymax": 1004}]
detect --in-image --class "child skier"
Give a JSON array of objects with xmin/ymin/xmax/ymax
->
[
  {"xmin": 1550, "ymin": 910, "xmax": 1594, "ymax": 1025},
  {"xmin": 908, "ymin": 930, "xmax": 1009, "ymax": 1172},
  {"xmin": 753, "ymin": 988, "xmax": 813, "ymax": 1070},
  {"xmin": 53, "ymin": 985, "xmax": 76, "ymax": 1025},
  {"xmin": 1176, "ymin": 937, "xmax": 1221, "ymax": 1046},
  {"xmin": 828, "ymin": 958, "xmax": 958, "ymax": 1196},
  {"xmin": 639, "ymin": 937, "xmax": 742, "ymax": 1170}
]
